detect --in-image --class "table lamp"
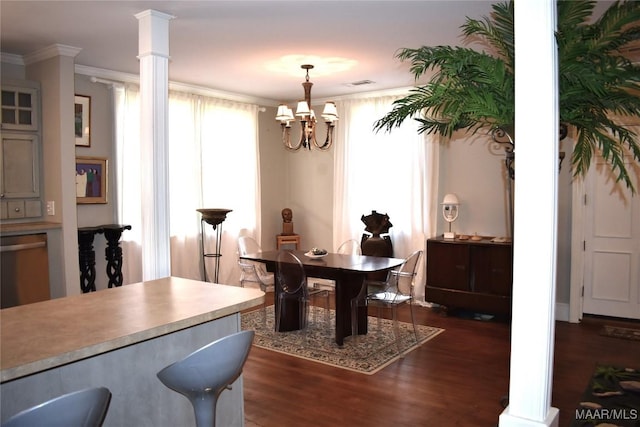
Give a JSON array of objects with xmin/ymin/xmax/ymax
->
[{"xmin": 441, "ymin": 193, "xmax": 460, "ymax": 239}]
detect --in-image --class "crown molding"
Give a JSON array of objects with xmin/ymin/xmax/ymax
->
[
  {"xmin": 24, "ymin": 44, "xmax": 82, "ymax": 65},
  {"xmin": 75, "ymin": 64, "xmax": 280, "ymax": 107},
  {"xmin": 0, "ymin": 52, "xmax": 24, "ymax": 65}
]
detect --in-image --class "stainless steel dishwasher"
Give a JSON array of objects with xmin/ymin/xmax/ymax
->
[{"xmin": 1, "ymin": 233, "xmax": 50, "ymax": 308}]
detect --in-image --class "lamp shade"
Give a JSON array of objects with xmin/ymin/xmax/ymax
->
[
  {"xmin": 295, "ymin": 101, "xmax": 311, "ymax": 116},
  {"xmin": 441, "ymin": 193, "xmax": 459, "ymax": 205},
  {"xmin": 321, "ymin": 101, "xmax": 338, "ymax": 121},
  {"xmin": 276, "ymin": 104, "xmax": 294, "ymax": 121}
]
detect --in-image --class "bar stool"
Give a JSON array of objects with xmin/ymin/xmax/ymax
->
[
  {"xmin": 157, "ymin": 330, "xmax": 255, "ymax": 427},
  {"xmin": 2, "ymin": 387, "xmax": 111, "ymax": 427}
]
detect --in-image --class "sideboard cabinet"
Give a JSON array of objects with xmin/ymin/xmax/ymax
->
[{"xmin": 426, "ymin": 237, "xmax": 513, "ymax": 315}]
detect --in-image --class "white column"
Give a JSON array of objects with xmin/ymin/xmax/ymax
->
[
  {"xmin": 499, "ymin": 1, "xmax": 560, "ymax": 426},
  {"xmin": 135, "ymin": 10, "xmax": 174, "ymax": 281}
]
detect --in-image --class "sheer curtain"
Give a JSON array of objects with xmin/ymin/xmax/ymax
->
[
  {"xmin": 333, "ymin": 95, "xmax": 440, "ymax": 303},
  {"xmin": 115, "ymin": 85, "xmax": 260, "ymax": 286}
]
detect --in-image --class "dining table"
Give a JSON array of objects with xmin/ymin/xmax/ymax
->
[{"xmin": 240, "ymin": 249, "xmax": 404, "ymax": 346}]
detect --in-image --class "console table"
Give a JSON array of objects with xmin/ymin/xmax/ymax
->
[
  {"xmin": 426, "ymin": 236, "xmax": 513, "ymax": 315},
  {"xmin": 78, "ymin": 224, "xmax": 131, "ymax": 292}
]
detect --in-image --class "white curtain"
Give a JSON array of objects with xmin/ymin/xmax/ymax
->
[
  {"xmin": 114, "ymin": 85, "xmax": 260, "ymax": 286},
  {"xmin": 333, "ymin": 95, "xmax": 440, "ymax": 303}
]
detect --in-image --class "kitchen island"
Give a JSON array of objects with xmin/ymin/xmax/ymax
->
[{"xmin": 1, "ymin": 276, "xmax": 264, "ymax": 426}]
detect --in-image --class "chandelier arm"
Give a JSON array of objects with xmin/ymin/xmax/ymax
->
[
  {"xmin": 282, "ymin": 124, "xmax": 303, "ymax": 151},
  {"xmin": 313, "ymin": 122, "xmax": 335, "ymax": 150}
]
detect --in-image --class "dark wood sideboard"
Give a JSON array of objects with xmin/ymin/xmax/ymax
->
[{"xmin": 426, "ymin": 236, "xmax": 513, "ymax": 315}]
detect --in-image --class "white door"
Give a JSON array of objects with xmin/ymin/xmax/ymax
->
[{"xmin": 582, "ymin": 156, "xmax": 640, "ymax": 319}]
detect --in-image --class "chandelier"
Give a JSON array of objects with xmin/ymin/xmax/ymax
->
[{"xmin": 275, "ymin": 64, "xmax": 338, "ymax": 151}]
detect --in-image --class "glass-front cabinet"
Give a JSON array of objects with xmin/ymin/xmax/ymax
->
[
  {"xmin": 0, "ymin": 80, "xmax": 42, "ymax": 220},
  {"xmin": 1, "ymin": 84, "xmax": 39, "ymax": 132}
]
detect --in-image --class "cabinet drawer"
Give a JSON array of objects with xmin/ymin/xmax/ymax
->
[
  {"xmin": 1, "ymin": 200, "xmax": 41, "ymax": 219},
  {"xmin": 427, "ymin": 240, "xmax": 470, "ymax": 290},
  {"xmin": 6, "ymin": 200, "xmax": 25, "ymax": 219},
  {"xmin": 472, "ymin": 245, "xmax": 513, "ymax": 295}
]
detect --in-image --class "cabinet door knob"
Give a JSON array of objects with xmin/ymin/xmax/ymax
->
[{"xmin": 14, "ymin": 207, "xmax": 21, "ymax": 212}]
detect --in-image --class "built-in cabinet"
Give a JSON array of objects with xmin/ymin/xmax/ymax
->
[
  {"xmin": 426, "ymin": 236, "xmax": 513, "ymax": 315},
  {"xmin": 1, "ymin": 80, "xmax": 42, "ymax": 220}
]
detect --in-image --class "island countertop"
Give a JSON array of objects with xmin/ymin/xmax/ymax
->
[{"xmin": 1, "ymin": 277, "xmax": 264, "ymax": 382}]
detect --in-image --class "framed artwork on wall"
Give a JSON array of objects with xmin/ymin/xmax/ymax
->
[
  {"xmin": 74, "ymin": 94, "xmax": 91, "ymax": 147},
  {"xmin": 76, "ymin": 156, "xmax": 107, "ymax": 204}
]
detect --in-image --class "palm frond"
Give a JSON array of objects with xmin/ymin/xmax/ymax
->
[{"xmin": 376, "ymin": 0, "xmax": 640, "ymax": 192}]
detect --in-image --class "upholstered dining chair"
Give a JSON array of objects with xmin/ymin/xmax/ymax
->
[
  {"xmin": 157, "ymin": 330, "xmax": 254, "ymax": 427},
  {"xmin": 237, "ymin": 236, "xmax": 274, "ymax": 324},
  {"xmin": 350, "ymin": 250, "xmax": 422, "ymax": 355},
  {"xmin": 276, "ymin": 251, "xmax": 330, "ymax": 338},
  {"xmin": 2, "ymin": 387, "xmax": 112, "ymax": 427}
]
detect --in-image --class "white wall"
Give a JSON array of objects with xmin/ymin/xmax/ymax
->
[
  {"xmin": 257, "ymin": 106, "xmax": 287, "ymax": 250},
  {"xmin": 73, "ymin": 74, "xmax": 117, "ymax": 291},
  {"xmin": 439, "ymin": 131, "xmax": 511, "ymax": 238}
]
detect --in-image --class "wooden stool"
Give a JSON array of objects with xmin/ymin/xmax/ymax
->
[{"xmin": 276, "ymin": 234, "xmax": 300, "ymax": 250}]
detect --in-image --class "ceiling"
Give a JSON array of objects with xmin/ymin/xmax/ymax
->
[{"xmin": 0, "ymin": 1, "xmax": 496, "ymax": 105}]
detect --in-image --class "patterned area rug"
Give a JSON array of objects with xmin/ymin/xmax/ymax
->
[
  {"xmin": 571, "ymin": 364, "xmax": 640, "ymax": 426},
  {"xmin": 241, "ymin": 305, "xmax": 444, "ymax": 375},
  {"xmin": 601, "ymin": 325, "xmax": 640, "ymax": 342}
]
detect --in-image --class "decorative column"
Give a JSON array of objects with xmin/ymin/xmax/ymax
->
[
  {"xmin": 135, "ymin": 9, "xmax": 174, "ymax": 281},
  {"xmin": 78, "ymin": 226, "xmax": 102, "ymax": 293},
  {"xmin": 499, "ymin": 0, "xmax": 559, "ymax": 426},
  {"xmin": 102, "ymin": 224, "xmax": 132, "ymax": 288}
]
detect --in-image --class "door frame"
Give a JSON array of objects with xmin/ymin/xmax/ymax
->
[
  {"xmin": 569, "ymin": 172, "xmax": 586, "ymax": 323},
  {"xmin": 570, "ymin": 154, "xmax": 639, "ymax": 322}
]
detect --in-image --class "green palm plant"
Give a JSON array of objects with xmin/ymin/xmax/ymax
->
[{"xmin": 374, "ymin": 0, "xmax": 640, "ymax": 191}]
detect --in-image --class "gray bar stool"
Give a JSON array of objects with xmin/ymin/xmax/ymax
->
[
  {"xmin": 2, "ymin": 387, "xmax": 111, "ymax": 427},
  {"xmin": 157, "ymin": 330, "xmax": 255, "ymax": 427}
]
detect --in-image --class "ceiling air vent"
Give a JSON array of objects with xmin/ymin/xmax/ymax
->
[{"xmin": 346, "ymin": 80, "xmax": 375, "ymax": 87}]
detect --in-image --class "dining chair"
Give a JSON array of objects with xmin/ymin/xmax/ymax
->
[
  {"xmin": 350, "ymin": 250, "xmax": 422, "ymax": 355},
  {"xmin": 157, "ymin": 330, "xmax": 254, "ymax": 427},
  {"xmin": 237, "ymin": 236, "xmax": 274, "ymax": 324},
  {"xmin": 2, "ymin": 387, "xmax": 112, "ymax": 427},
  {"xmin": 310, "ymin": 239, "xmax": 362, "ymax": 292},
  {"xmin": 276, "ymin": 251, "xmax": 330, "ymax": 337}
]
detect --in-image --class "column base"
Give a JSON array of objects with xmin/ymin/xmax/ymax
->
[{"xmin": 499, "ymin": 406, "xmax": 559, "ymax": 427}]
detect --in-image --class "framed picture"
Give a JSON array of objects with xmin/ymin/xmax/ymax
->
[
  {"xmin": 76, "ymin": 156, "xmax": 107, "ymax": 204},
  {"xmin": 74, "ymin": 95, "xmax": 91, "ymax": 147}
]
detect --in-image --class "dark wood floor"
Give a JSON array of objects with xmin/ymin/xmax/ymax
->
[{"xmin": 241, "ymin": 297, "xmax": 640, "ymax": 427}]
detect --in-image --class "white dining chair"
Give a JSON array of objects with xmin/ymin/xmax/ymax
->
[
  {"xmin": 237, "ymin": 236, "xmax": 274, "ymax": 325},
  {"xmin": 350, "ymin": 250, "xmax": 422, "ymax": 355}
]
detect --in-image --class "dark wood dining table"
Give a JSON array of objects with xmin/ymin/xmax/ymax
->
[{"xmin": 239, "ymin": 250, "xmax": 404, "ymax": 346}]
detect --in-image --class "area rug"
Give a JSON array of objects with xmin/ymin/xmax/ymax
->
[
  {"xmin": 571, "ymin": 364, "xmax": 640, "ymax": 427},
  {"xmin": 241, "ymin": 305, "xmax": 444, "ymax": 375},
  {"xmin": 601, "ymin": 325, "xmax": 640, "ymax": 342}
]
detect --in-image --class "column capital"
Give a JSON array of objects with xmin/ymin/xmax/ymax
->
[{"xmin": 134, "ymin": 9, "xmax": 174, "ymax": 58}]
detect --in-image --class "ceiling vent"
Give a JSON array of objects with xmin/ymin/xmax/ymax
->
[{"xmin": 346, "ymin": 80, "xmax": 375, "ymax": 87}]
